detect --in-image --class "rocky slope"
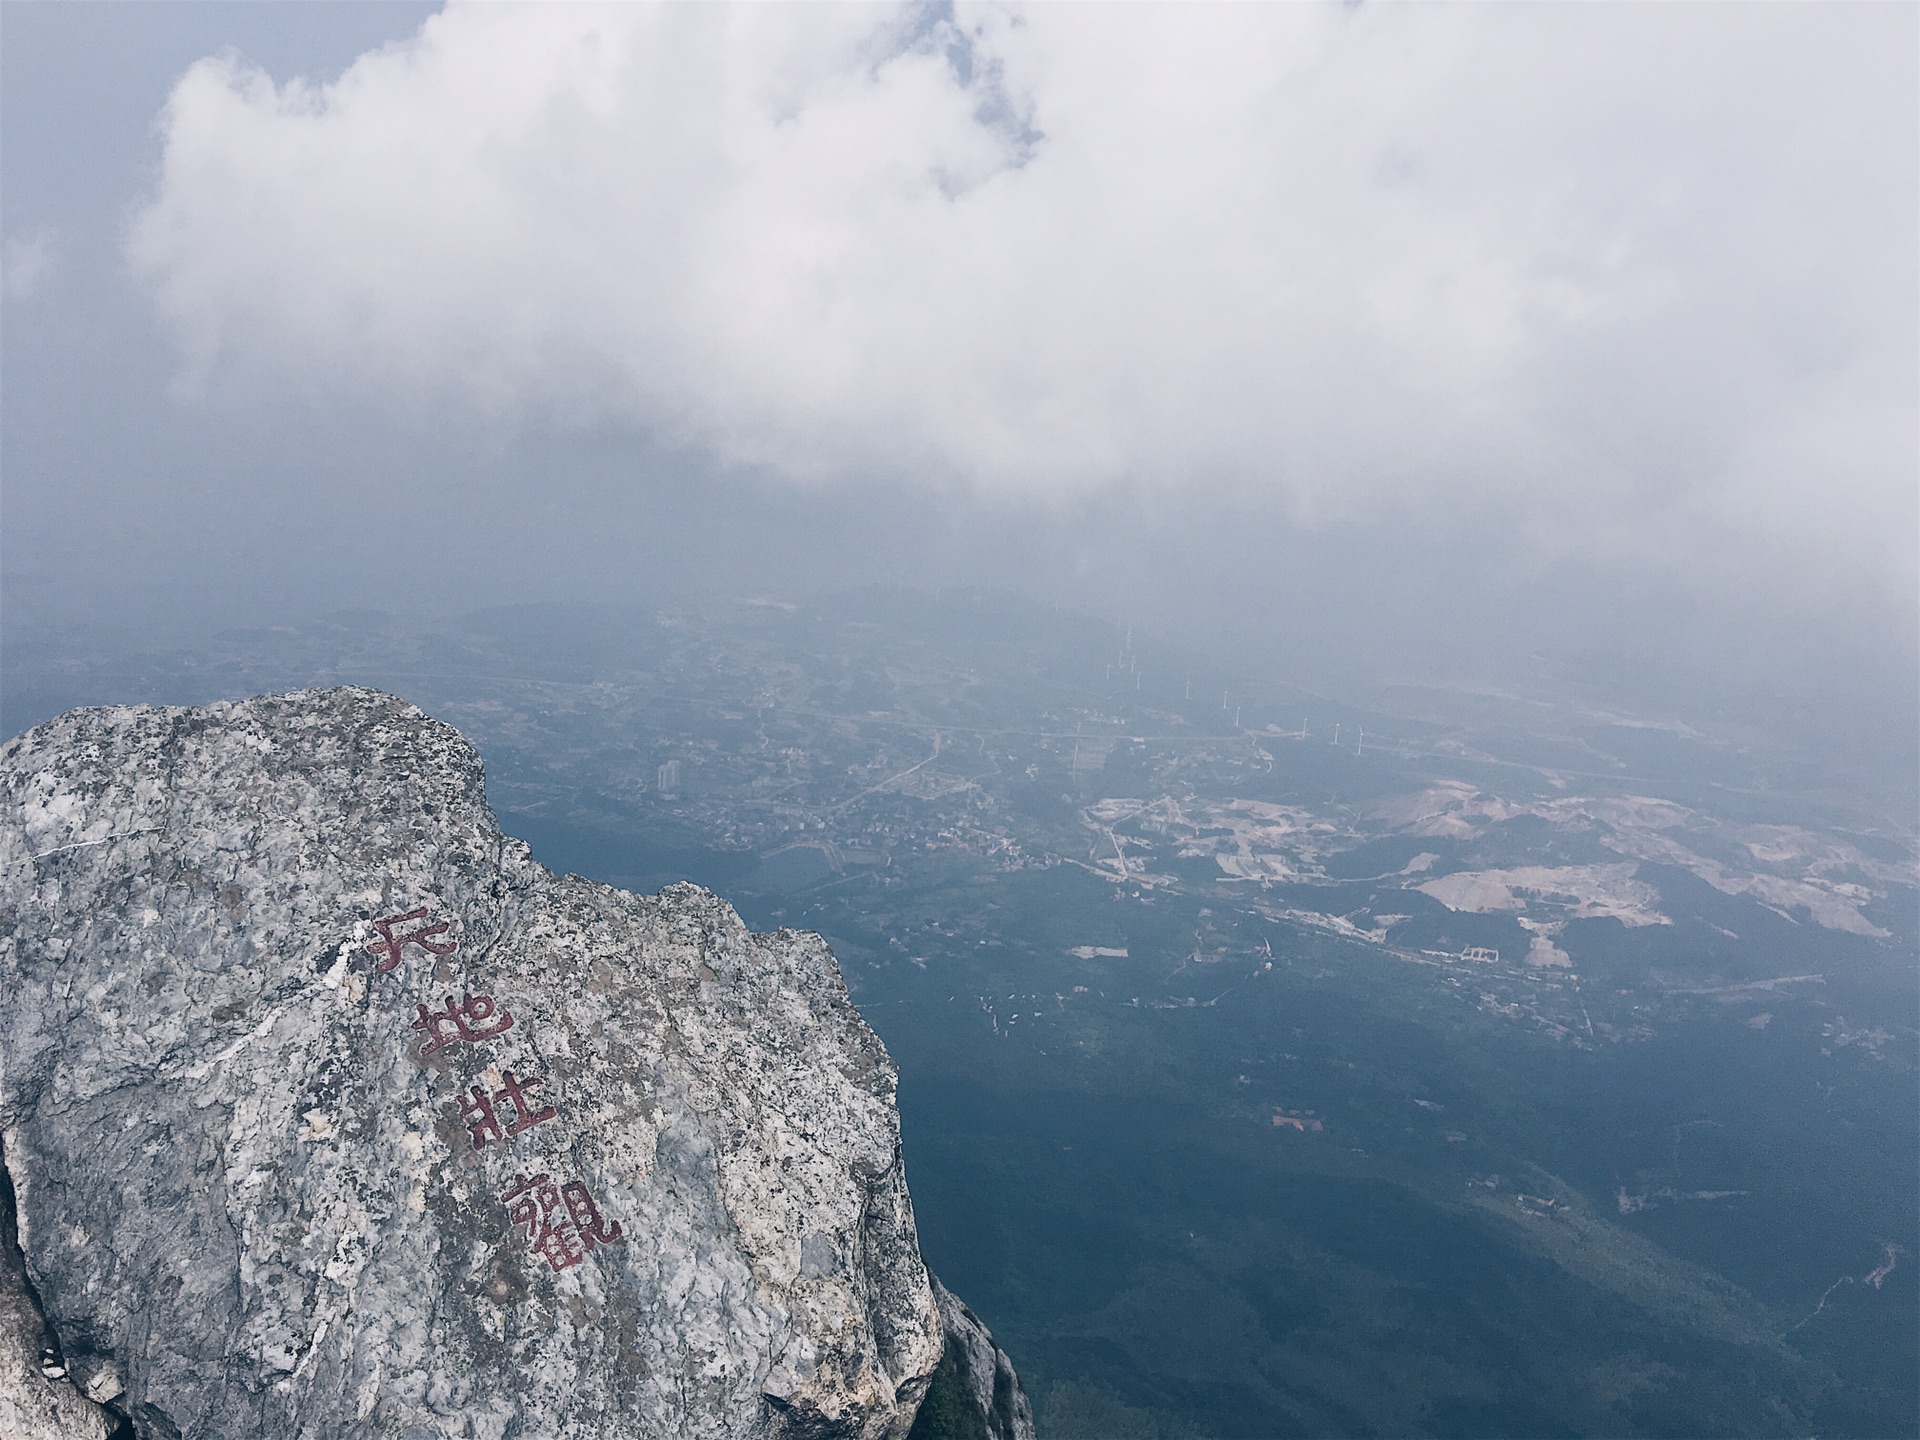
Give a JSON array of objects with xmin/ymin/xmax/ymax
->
[{"xmin": 0, "ymin": 688, "xmax": 1032, "ymax": 1440}]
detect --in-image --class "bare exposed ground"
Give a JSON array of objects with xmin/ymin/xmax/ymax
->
[
  {"xmin": 1077, "ymin": 777, "xmax": 1909, "ymax": 941},
  {"xmin": 1418, "ymin": 865, "xmax": 1669, "ymax": 928}
]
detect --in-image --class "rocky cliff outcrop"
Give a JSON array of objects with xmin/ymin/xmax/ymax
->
[
  {"xmin": 0, "ymin": 688, "xmax": 1032, "ymax": 1440},
  {"xmin": 911, "ymin": 1282, "xmax": 1034, "ymax": 1440}
]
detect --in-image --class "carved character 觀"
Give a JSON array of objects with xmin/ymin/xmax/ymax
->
[{"xmin": 503, "ymin": 1173, "xmax": 625, "ymax": 1274}]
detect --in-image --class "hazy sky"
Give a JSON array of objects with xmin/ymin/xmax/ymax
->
[{"xmin": 3, "ymin": 1, "xmax": 1915, "ymax": 714}]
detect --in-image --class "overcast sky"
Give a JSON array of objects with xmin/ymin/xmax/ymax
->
[{"xmin": 3, "ymin": 1, "xmax": 1914, "ymax": 719}]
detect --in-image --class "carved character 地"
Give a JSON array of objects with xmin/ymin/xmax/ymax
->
[{"xmin": 410, "ymin": 991, "xmax": 514, "ymax": 1055}]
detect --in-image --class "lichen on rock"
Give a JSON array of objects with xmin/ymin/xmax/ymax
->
[{"xmin": 0, "ymin": 687, "xmax": 1029, "ymax": 1439}]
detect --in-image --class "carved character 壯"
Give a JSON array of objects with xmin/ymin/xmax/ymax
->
[
  {"xmin": 366, "ymin": 908, "xmax": 457, "ymax": 973},
  {"xmin": 456, "ymin": 1071, "xmax": 558, "ymax": 1150},
  {"xmin": 457, "ymin": 1085, "xmax": 506, "ymax": 1149},
  {"xmin": 411, "ymin": 991, "xmax": 514, "ymax": 1055}
]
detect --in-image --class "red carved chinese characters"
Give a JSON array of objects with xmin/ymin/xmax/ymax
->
[
  {"xmin": 561, "ymin": 1180, "xmax": 623, "ymax": 1247},
  {"xmin": 458, "ymin": 1086, "xmax": 506, "ymax": 1148},
  {"xmin": 411, "ymin": 992, "xmax": 514, "ymax": 1055},
  {"xmin": 504, "ymin": 1174, "xmax": 581, "ymax": 1271},
  {"xmin": 366, "ymin": 908, "xmax": 457, "ymax": 973},
  {"xmin": 456, "ymin": 1070, "xmax": 558, "ymax": 1150},
  {"xmin": 494, "ymin": 1071, "xmax": 557, "ymax": 1137},
  {"xmin": 503, "ymin": 1173, "xmax": 624, "ymax": 1273},
  {"xmin": 356, "ymin": 894, "xmax": 632, "ymax": 1290}
]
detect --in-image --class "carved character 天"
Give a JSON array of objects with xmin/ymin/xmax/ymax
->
[
  {"xmin": 411, "ymin": 991, "xmax": 515, "ymax": 1055},
  {"xmin": 366, "ymin": 908, "xmax": 458, "ymax": 973}
]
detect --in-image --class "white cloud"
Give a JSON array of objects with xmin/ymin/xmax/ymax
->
[
  {"xmin": 127, "ymin": 2, "xmax": 1916, "ymax": 594},
  {"xmin": 3, "ymin": 231, "xmax": 56, "ymax": 300}
]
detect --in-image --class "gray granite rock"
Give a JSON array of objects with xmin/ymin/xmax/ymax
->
[
  {"xmin": 0, "ymin": 1138, "xmax": 118, "ymax": 1440},
  {"xmin": 0, "ymin": 688, "xmax": 1026, "ymax": 1440}
]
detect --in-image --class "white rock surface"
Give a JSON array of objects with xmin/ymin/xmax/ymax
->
[{"xmin": 0, "ymin": 688, "xmax": 1025, "ymax": 1439}]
